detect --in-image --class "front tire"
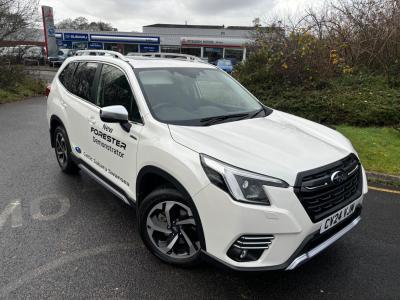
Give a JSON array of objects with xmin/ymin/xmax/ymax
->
[
  {"xmin": 139, "ymin": 188, "xmax": 202, "ymax": 267},
  {"xmin": 54, "ymin": 126, "xmax": 79, "ymax": 174}
]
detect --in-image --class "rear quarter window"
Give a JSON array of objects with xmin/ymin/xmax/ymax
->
[
  {"xmin": 69, "ymin": 62, "xmax": 99, "ymax": 103},
  {"xmin": 58, "ymin": 62, "xmax": 78, "ymax": 92}
]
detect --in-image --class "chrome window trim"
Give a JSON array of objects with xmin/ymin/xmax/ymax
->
[{"xmin": 57, "ymin": 59, "xmax": 145, "ymax": 126}]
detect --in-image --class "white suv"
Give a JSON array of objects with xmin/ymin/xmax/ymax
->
[{"xmin": 47, "ymin": 50, "xmax": 367, "ymax": 270}]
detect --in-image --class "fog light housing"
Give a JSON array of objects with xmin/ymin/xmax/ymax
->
[{"xmin": 227, "ymin": 235, "xmax": 274, "ymax": 262}]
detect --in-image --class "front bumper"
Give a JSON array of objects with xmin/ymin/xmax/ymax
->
[
  {"xmin": 194, "ymin": 182, "xmax": 365, "ymax": 271},
  {"xmin": 286, "ymin": 214, "xmax": 361, "ymax": 270}
]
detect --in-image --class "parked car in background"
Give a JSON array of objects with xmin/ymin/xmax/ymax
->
[
  {"xmin": 216, "ymin": 59, "xmax": 233, "ymax": 73},
  {"xmin": 0, "ymin": 45, "xmax": 36, "ymax": 63},
  {"xmin": 48, "ymin": 49, "xmax": 76, "ymax": 66},
  {"xmin": 0, "ymin": 47, "xmax": 8, "ymax": 56},
  {"xmin": 1, "ymin": 47, "xmax": 19, "ymax": 60},
  {"xmin": 22, "ymin": 46, "xmax": 46, "ymax": 65},
  {"xmin": 225, "ymin": 57, "xmax": 238, "ymax": 66}
]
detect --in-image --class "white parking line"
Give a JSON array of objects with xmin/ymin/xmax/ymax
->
[
  {"xmin": 0, "ymin": 200, "xmax": 22, "ymax": 230},
  {"xmin": 369, "ymin": 186, "xmax": 400, "ymax": 195}
]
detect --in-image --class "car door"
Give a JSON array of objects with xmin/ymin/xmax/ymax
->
[
  {"xmin": 60, "ymin": 61, "xmax": 101, "ymax": 168},
  {"xmin": 87, "ymin": 63, "xmax": 143, "ymax": 200}
]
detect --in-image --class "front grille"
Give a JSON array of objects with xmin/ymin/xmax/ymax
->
[{"xmin": 294, "ymin": 154, "xmax": 363, "ymax": 222}]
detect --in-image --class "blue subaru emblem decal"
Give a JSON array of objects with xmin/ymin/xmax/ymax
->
[{"xmin": 75, "ymin": 147, "xmax": 82, "ymax": 153}]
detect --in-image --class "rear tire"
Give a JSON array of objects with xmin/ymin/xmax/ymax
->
[
  {"xmin": 139, "ymin": 188, "xmax": 202, "ymax": 267},
  {"xmin": 54, "ymin": 125, "xmax": 79, "ymax": 174}
]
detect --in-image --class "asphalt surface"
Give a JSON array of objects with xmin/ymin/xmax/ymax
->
[{"xmin": 0, "ymin": 98, "xmax": 399, "ymax": 299}]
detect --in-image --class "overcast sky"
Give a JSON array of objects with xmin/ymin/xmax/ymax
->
[{"xmin": 39, "ymin": 0, "xmax": 321, "ymax": 32}]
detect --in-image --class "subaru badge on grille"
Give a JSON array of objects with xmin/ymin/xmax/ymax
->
[{"xmin": 331, "ymin": 171, "xmax": 346, "ymax": 185}]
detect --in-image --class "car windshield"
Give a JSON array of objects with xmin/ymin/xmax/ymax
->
[
  {"xmin": 134, "ymin": 68, "xmax": 266, "ymax": 126},
  {"xmin": 217, "ymin": 60, "xmax": 232, "ymax": 67}
]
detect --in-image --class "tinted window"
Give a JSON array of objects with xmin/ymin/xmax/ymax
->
[
  {"xmin": 70, "ymin": 62, "xmax": 98, "ymax": 102},
  {"xmin": 97, "ymin": 64, "xmax": 141, "ymax": 122},
  {"xmin": 134, "ymin": 68, "xmax": 262, "ymax": 125},
  {"xmin": 58, "ymin": 62, "xmax": 77, "ymax": 92}
]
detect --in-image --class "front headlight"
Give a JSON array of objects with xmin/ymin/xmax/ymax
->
[{"xmin": 200, "ymin": 154, "xmax": 289, "ymax": 205}]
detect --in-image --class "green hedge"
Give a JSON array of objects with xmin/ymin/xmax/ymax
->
[{"xmin": 241, "ymin": 74, "xmax": 400, "ymax": 126}]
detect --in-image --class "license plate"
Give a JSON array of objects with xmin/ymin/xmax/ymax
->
[{"xmin": 320, "ymin": 202, "xmax": 356, "ymax": 233}]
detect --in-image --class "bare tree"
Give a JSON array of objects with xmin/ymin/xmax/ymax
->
[
  {"xmin": 0, "ymin": 0, "xmax": 39, "ymax": 42},
  {"xmin": 299, "ymin": 0, "xmax": 400, "ymax": 75}
]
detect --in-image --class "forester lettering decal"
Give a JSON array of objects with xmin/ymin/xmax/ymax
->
[{"xmin": 90, "ymin": 127, "xmax": 126, "ymax": 158}]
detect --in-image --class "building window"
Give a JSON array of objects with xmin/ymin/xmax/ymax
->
[
  {"xmin": 72, "ymin": 42, "xmax": 88, "ymax": 50},
  {"xmin": 181, "ymin": 47, "xmax": 201, "ymax": 57},
  {"xmin": 204, "ymin": 47, "xmax": 223, "ymax": 64},
  {"xmin": 224, "ymin": 48, "xmax": 244, "ymax": 64},
  {"xmin": 125, "ymin": 44, "xmax": 139, "ymax": 54},
  {"xmin": 104, "ymin": 43, "xmax": 118, "ymax": 51},
  {"xmin": 161, "ymin": 45, "xmax": 180, "ymax": 53}
]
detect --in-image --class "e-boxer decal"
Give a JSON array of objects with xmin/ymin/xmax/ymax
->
[{"xmin": 91, "ymin": 127, "xmax": 126, "ymax": 158}]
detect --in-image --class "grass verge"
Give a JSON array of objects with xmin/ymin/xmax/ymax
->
[{"xmin": 337, "ymin": 126, "xmax": 400, "ymax": 176}]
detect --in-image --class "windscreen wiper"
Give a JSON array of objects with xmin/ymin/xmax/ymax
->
[
  {"xmin": 200, "ymin": 113, "xmax": 250, "ymax": 126},
  {"xmin": 249, "ymin": 107, "xmax": 265, "ymax": 119}
]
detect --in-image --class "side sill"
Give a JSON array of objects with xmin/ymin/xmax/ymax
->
[{"xmin": 71, "ymin": 154, "xmax": 136, "ymax": 207}]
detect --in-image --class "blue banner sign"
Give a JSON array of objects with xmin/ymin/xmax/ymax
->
[
  {"xmin": 140, "ymin": 44, "xmax": 159, "ymax": 53},
  {"xmin": 63, "ymin": 33, "xmax": 89, "ymax": 41},
  {"xmin": 90, "ymin": 34, "xmax": 160, "ymax": 44},
  {"xmin": 88, "ymin": 42, "xmax": 104, "ymax": 49}
]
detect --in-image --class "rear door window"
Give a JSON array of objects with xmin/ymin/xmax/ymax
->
[
  {"xmin": 96, "ymin": 64, "xmax": 141, "ymax": 123},
  {"xmin": 70, "ymin": 62, "xmax": 99, "ymax": 103}
]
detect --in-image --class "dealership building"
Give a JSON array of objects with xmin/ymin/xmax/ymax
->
[{"xmin": 54, "ymin": 24, "xmax": 261, "ymax": 62}]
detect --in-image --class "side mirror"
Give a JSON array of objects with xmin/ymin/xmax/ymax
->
[{"xmin": 100, "ymin": 105, "xmax": 132, "ymax": 132}]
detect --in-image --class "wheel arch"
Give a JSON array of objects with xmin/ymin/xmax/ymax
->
[
  {"xmin": 136, "ymin": 165, "xmax": 206, "ymax": 250},
  {"xmin": 49, "ymin": 115, "xmax": 66, "ymax": 148},
  {"xmin": 136, "ymin": 166, "xmax": 192, "ymax": 207}
]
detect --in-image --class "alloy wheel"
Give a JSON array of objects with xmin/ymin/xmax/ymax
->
[
  {"xmin": 55, "ymin": 131, "xmax": 68, "ymax": 167},
  {"xmin": 146, "ymin": 201, "xmax": 200, "ymax": 259}
]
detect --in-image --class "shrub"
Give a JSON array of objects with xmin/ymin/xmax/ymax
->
[
  {"xmin": 0, "ymin": 61, "xmax": 45, "ymax": 103},
  {"xmin": 0, "ymin": 62, "xmax": 26, "ymax": 90},
  {"xmin": 250, "ymin": 74, "xmax": 400, "ymax": 126}
]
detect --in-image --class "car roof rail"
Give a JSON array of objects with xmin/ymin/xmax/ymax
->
[
  {"xmin": 126, "ymin": 52, "xmax": 205, "ymax": 63},
  {"xmin": 74, "ymin": 50, "xmax": 129, "ymax": 61}
]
